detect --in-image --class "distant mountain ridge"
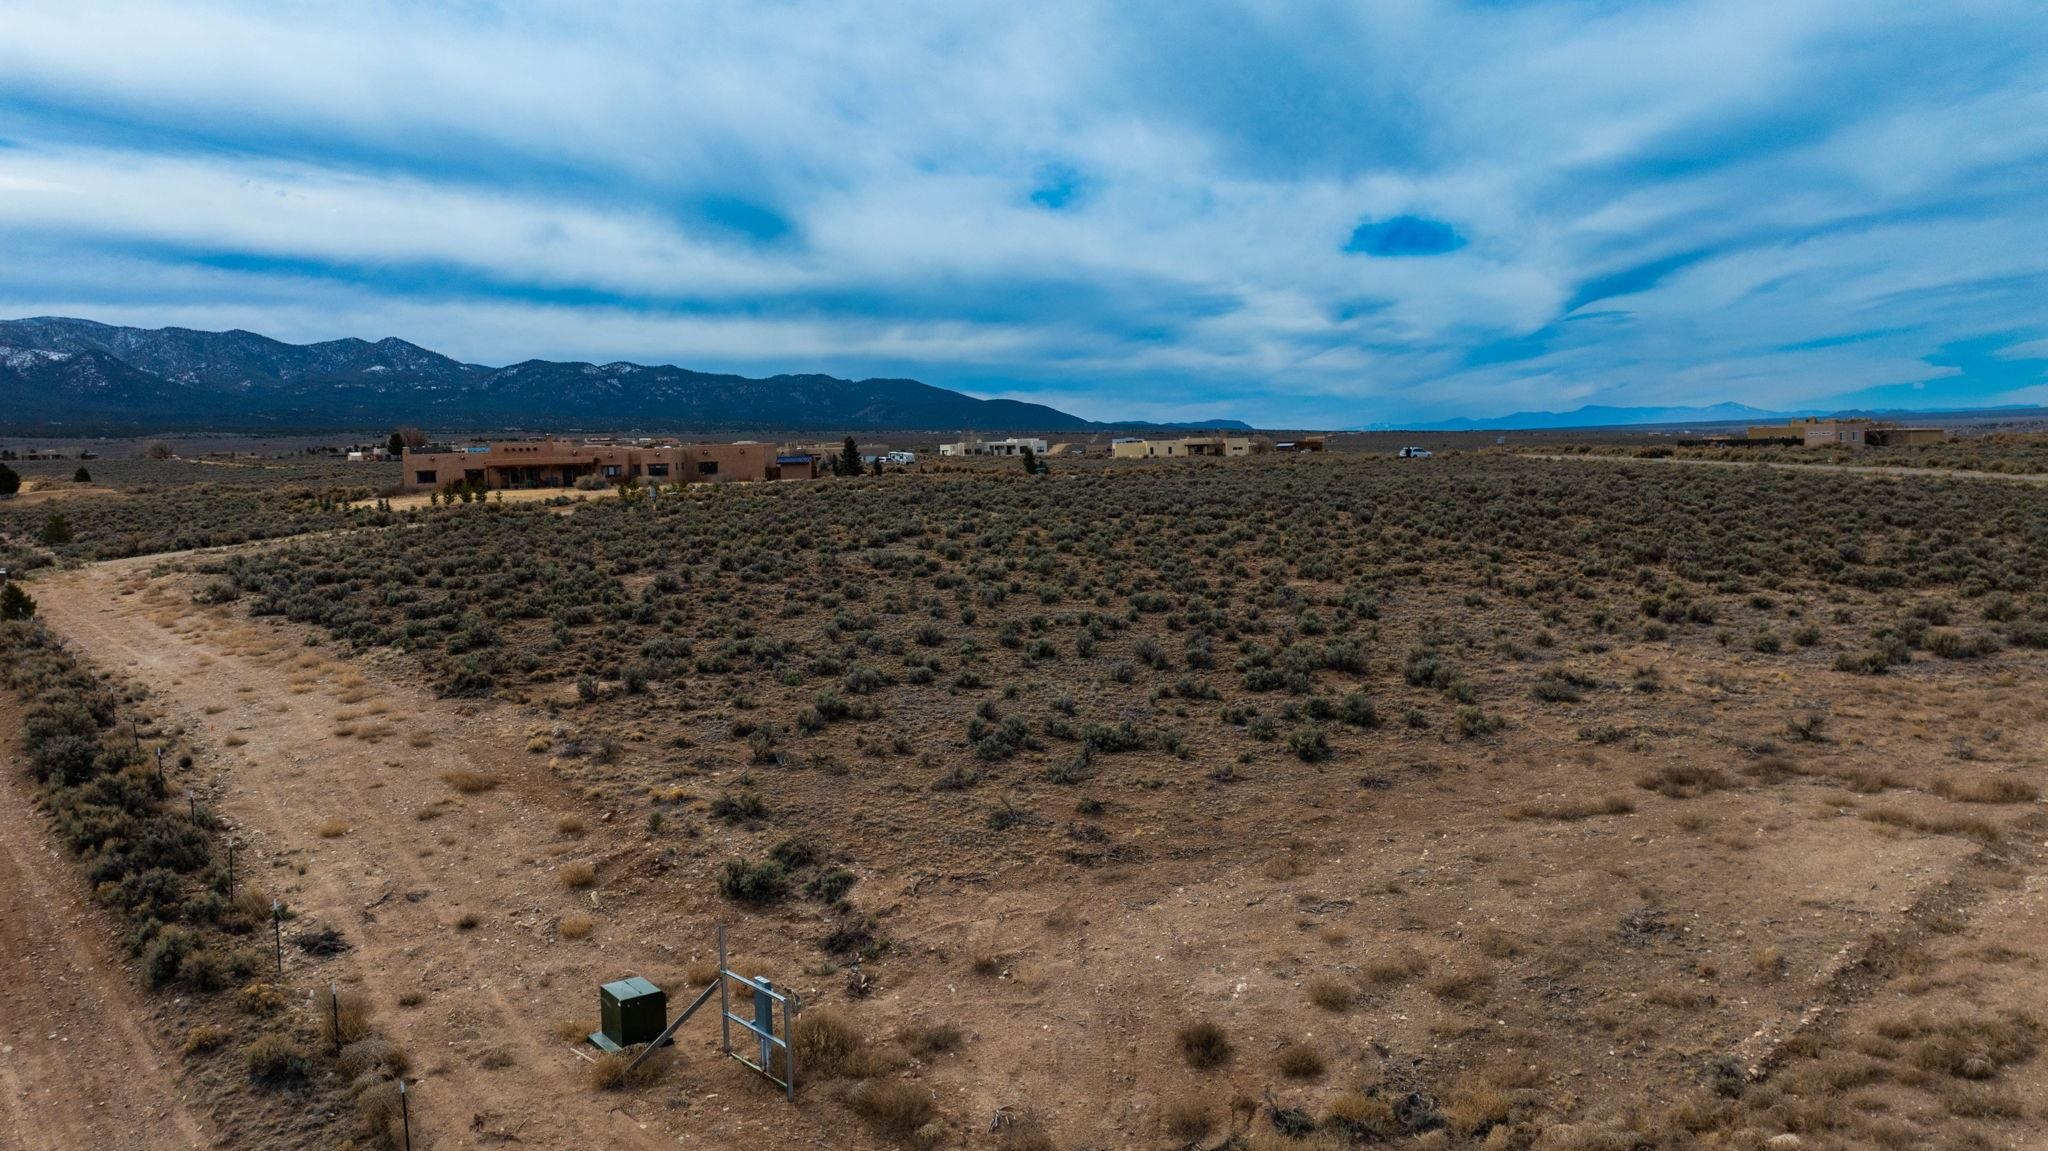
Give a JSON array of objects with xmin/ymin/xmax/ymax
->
[
  {"xmin": 0, "ymin": 316, "xmax": 1160, "ymax": 433},
  {"xmin": 1380, "ymin": 402, "xmax": 1818, "ymax": 431}
]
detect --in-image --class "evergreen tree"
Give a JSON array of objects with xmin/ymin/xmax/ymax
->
[
  {"xmin": 73, "ymin": 466, "xmax": 91, "ymax": 483},
  {"xmin": 872, "ymin": 457, "xmax": 883, "ymax": 477},
  {"xmin": 838, "ymin": 436, "xmax": 862, "ymax": 477},
  {"xmin": 39, "ymin": 512, "xmax": 72, "ymax": 546},
  {"xmin": 388, "ymin": 431, "xmax": 407, "ymax": 456},
  {"xmin": 1019, "ymin": 445, "xmax": 1038, "ymax": 474},
  {"xmin": 0, "ymin": 582, "xmax": 34, "ymax": 621},
  {"xmin": 0, "ymin": 462, "xmax": 18, "ymax": 496}
]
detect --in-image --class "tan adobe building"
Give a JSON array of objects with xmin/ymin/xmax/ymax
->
[
  {"xmin": 400, "ymin": 438, "xmax": 773, "ymax": 491},
  {"xmin": 1744, "ymin": 418, "xmax": 1947, "ymax": 448},
  {"xmin": 1110, "ymin": 435, "xmax": 1252, "ymax": 459}
]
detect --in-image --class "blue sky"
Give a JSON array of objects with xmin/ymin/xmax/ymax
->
[{"xmin": 1, "ymin": 1, "xmax": 2044, "ymax": 426}]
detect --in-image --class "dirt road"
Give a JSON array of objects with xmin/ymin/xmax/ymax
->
[
  {"xmin": 1520, "ymin": 451, "xmax": 2048, "ymax": 484},
  {"xmin": 26, "ymin": 558, "xmax": 693, "ymax": 1151},
  {"xmin": 0, "ymin": 696, "xmax": 213, "ymax": 1151}
]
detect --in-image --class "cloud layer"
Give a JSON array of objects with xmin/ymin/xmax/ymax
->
[{"xmin": 1, "ymin": 0, "xmax": 2044, "ymax": 424}]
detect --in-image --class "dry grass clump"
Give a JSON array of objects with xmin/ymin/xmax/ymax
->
[
  {"xmin": 1306, "ymin": 975, "xmax": 1355, "ymax": 1012},
  {"xmin": 317, "ymin": 984, "xmax": 377, "ymax": 1048},
  {"xmin": 1426, "ymin": 967, "xmax": 1494, "ymax": 1004},
  {"xmin": 898, "ymin": 1021, "xmax": 965, "ymax": 1059},
  {"xmin": 1276, "ymin": 1041, "xmax": 1326, "ymax": 1079},
  {"xmin": 407, "ymin": 730, "xmax": 434, "ymax": 748},
  {"xmin": 338, "ymin": 1036, "xmax": 410, "ymax": 1081},
  {"xmin": 1363, "ymin": 949, "xmax": 1431, "ymax": 985},
  {"xmin": 1162, "ymin": 1095, "xmax": 1215, "ymax": 1142},
  {"xmin": 794, "ymin": 1008, "xmax": 870, "ymax": 1078},
  {"xmin": 1933, "ymin": 775, "xmax": 2039, "ymax": 804},
  {"xmin": 354, "ymin": 1078, "xmax": 407, "ymax": 1144},
  {"xmin": 1636, "ymin": 763, "xmax": 1736, "ymax": 799},
  {"xmin": 995, "ymin": 1112, "xmax": 1056, "ymax": 1151},
  {"xmin": 1176, "ymin": 1017, "xmax": 1233, "ymax": 1069},
  {"xmin": 585, "ymin": 1048, "xmax": 671, "ymax": 1090},
  {"xmin": 1504, "ymin": 795, "xmax": 1634, "ymax": 821},
  {"xmin": 180, "ymin": 1022, "xmax": 231, "ymax": 1056},
  {"xmin": 1890, "ymin": 1011, "xmax": 2040, "ymax": 1080},
  {"xmin": 557, "ymin": 813, "xmax": 587, "ymax": 836},
  {"xmin": 559, "ymin": 860, "xmax": 598, "ymax": 888},
  {"xmin": 1441, "ymin": 1076, "xmax": 1515, "ymax": 1138},
  {"xmin": 558, "ymin": 914, "xmax": 595, "ymax": 940},
  {"xmin": 1322, "ymin": 1091, "xmax": 1399, "ymax": 1140},
  {"xmin": 440, "ymin": 769, "xmax": 499, "ymax": 794},
  {"xmin": 454, "ymin": 910, "xmax": 481, "ymax": 931},
  {"xmin": 1861, "ymin": 807, "xmax": 2001, "ymax": 843},
  {"xmin": 1752, "ymin": 945, "xmax": 1786, "ymax": 982},
  {"xmin": 244, "ymin": 1032, "xmax": 310, "ymax": 1085},
  {"xmin": 850, "ymin": 1079, "xmax": 938, "ymax": 1141},
  {"xmin": 222, "ymin": 733, "xmax": 247, "ymax": 747},
  {"xmin": 316, "ymin": 817, "xmax": 349, "ymax": 838}
]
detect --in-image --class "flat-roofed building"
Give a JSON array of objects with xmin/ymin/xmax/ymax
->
[
  {"xmin": 1111, "ymin": 435, "xmax": 1252, "ymax": 459},
  {"xmin": 400, "ymin": 438, "xmax": 772, "ymax": 491},
  {"xmin": 938, "ymin": 437, "xmax": 1048, "ymax": 457}
]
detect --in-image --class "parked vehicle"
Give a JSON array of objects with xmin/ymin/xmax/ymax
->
[{"xmin": 1397, "ymin": 446, "xmax": 1433, "ymax": 459}]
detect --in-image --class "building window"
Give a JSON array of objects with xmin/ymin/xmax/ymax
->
[
  {"xmin": 415, "ymin": 470, "xmax": 436, "ymax": 484},
  {"xmin": 646, "ymin": 463, "xmax": 670, "ymax": 477},
  {"xmin": 602, "ymin": 464, "xmax": 623, "ymax": 478},
  {"xmin": 697, "ymin": 461, "xmax": 719, "ymax": 475}
]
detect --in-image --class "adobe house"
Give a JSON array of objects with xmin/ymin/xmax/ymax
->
[
  {"xmin": 400, "ymin": 438, "xmax": 772, "ymax": 491},
  {"xmin": 1110, "ymin": 435, "xmax": 1252, "ymax": 459},
  {"xmin": 1744, "ymin": 419, "xmax": 1948, "ymax": 449}
]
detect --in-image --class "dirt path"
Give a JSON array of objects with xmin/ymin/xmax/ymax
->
[
  {"xmin": 1519, "ymin": 451, "xmax": 2048, "ymax": 484},
  {"xmin": 0, "ymin": 697, "xmax": 213, "ymax": 1151},
  {"xmin": 28, "ymin": 558, "xmax": 684, "ymax": 1151}
]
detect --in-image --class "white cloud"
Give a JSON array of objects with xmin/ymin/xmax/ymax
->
[{"xmin": 0, "ymin": 0, "xmax": 2043, "ymax": 424}]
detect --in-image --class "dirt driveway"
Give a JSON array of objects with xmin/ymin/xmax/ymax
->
[
  {"xmin": 0, "ymin": 695, "xmax": 213, "ymax": 1151},
  {"xmin": 24, "ymin": 558, "xmax": 712, "ymax": 1151}
]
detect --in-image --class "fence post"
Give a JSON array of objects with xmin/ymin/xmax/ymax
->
[
  {"xmin": 785, "ymin": 992, "xmax": 800, "ymax": 1101},
  {"xmin": 271, "ymin": 900, "xmax": 283, "ymax": 974},
  {"xmin": 399, "ymin": 1078, "xmax": 411, "ymax": 1151},
  {"xmin": 754, "ymin": 978, "xmax": 775, "ymax": 1071},
  {"xmin": 717, "ymin": 923, "xmax": 731, "ymax": 1059}
]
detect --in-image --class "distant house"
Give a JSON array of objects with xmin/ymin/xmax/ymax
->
[
  {"xmin": 1744, "ymin": 418, "xmax": 1947, "ymax": 448},
  {"xmin": 399, "ymin": 437, "xmax": 772, "ymax": 491},
  {"xmin": 1110, "ymin": 435, "xmax": 1252, "ymax": 459},
  {"xmin": 938, "ymin": 438, "xmax": 1048, "ymax": 457}
]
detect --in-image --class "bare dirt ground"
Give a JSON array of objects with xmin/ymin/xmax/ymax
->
[
  {"xmin": 15, "ymin": 475, "xmax": 2048, "ymax": 1150},
  {"xmin": 26, "ymin": 558, "xmax": 746, "ymax": 1151},
  {"xmin": 0, "ymin": 695, "xmax": 212, "ymax": 1151}
]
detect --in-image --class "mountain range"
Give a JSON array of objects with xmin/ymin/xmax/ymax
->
[{"xmin": 1, "ymin": 317, "xmax": 1232, "ymax": 434}]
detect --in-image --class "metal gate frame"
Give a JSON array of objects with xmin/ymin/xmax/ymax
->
[
  {"xmin": 619, "ymin": 923, "xmax": 800, "ymax": 1100},
  {"xmin": 717, "ymin": 922, "xmax": 800, "ymax": 1099}
]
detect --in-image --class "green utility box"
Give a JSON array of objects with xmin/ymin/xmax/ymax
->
[{"xmin": 590, "ymin": 977, "xmax": 667, "ymax": 1052}]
